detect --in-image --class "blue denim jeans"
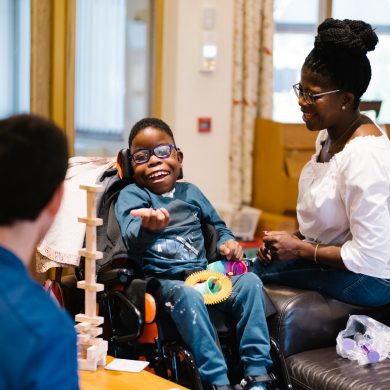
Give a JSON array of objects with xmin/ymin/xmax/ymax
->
[
  {"xmin": 253, "ymin": 258, "xmax": 390, "ymax": 307},
  {"xmin": 158, "ymin": 272, "xmax": 272, "ymax": 386}
]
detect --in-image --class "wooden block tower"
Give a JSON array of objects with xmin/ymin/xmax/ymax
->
[{"xmin": 75, "ymin": 184, "xmax": 108, "ymax": 371}]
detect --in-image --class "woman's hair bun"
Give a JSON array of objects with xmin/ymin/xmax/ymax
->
[{"xmin": 314, "ymin": 18, "xmax": 378, "ymax": 57}]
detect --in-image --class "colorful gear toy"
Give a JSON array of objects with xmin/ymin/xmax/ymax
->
[
  {"xmin": 184, "ymin": 270, "xmax": 233, "ymax": 305},
  {"xmin": 207, "ymin": 260, "xmax": 247, "ymax": 276}
]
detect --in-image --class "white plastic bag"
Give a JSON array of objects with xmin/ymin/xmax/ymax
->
[{"xmin": 336, "ymin": 315, "xmax": 390, "ymax": 365}]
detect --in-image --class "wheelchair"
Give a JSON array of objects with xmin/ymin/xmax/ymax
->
[
  {"xmin": 69, "ymin": 150, "xmax": 287, "ymax": 390},
  {"xmin": 91, "ymin": 247, "xmax": 284, "ymax": 390}
]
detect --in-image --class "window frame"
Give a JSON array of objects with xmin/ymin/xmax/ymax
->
[{"xmin": 273, "ymin": 0, "xmax": 390, "ymax": 125}]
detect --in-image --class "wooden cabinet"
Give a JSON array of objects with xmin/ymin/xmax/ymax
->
[{"xmin": 252, "ymin": 117, "xmax": 317, "ymax": 215}]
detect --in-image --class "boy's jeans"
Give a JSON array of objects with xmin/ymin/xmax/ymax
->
[{"xmin": 158, "ymin": 272, "xmax": 272, "ymax": 386}]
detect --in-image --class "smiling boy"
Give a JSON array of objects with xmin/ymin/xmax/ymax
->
[{"xmin": 114, "ymin": 117, "xmax": 272, "ymax": 390}]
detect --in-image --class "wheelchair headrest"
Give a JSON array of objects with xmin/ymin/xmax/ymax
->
[
  {"xmin": 116, "ymin": 148, "xmax": 184, "ymax": 182},
  {"xmin": 116, "ymin": 148, "xmax": 133, "ymax": 181}
]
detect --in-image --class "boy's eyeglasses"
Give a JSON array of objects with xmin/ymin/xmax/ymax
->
[
  {"xmin": 292, "ymin": 83, "xmax": 340, "ymax": 105},
  {"xmin": 130, "ymin": 143, "xmax": 177, "ymax": 165}
]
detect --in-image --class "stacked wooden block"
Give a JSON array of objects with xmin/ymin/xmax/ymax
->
[{"xmin": 75, "ymin": 184, "xmax": 108, "ymax": 371}]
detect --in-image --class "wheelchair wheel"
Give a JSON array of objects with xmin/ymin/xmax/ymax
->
[{"xmin": 157, "ymin": 342, "xmax": 203, "ymax": 390}]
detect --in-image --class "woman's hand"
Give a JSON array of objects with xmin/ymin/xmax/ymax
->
[
  {"xmin": 258, "ymin": 230, "xmax": 302, "ymax": 262},
  {"xmin": 130, "ymin": 207, "xmax": 170, "ymax": 231},
  {"xmin": 219, "ymin": 239, "xmax": 244, "ymax": 262},
  {"xmin": 256, "ymin": 245, "xmax": 273, "ymax": 266}
]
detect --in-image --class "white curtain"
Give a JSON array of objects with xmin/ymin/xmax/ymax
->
[
  {"xmin": 229, "ymin": 0, "xmax": 274, "ymax": 206},
  {"xmin": 0, "ymin": 0, "xmax": 30, "ymax": 118},
  {"xmin": 75, "ymin": 0, "xmax": 126, "ymax": 136}
]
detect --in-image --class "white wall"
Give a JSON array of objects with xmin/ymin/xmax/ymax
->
[{"xmin": 161, "ymin": 0, "xmax": 234, "ymax": 204}]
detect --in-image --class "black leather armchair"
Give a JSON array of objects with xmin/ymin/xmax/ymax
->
[{"xmin": 264, "ymin": 284, "xmax": 390, "ymax": 390}]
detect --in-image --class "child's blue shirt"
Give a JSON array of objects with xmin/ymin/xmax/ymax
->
[
  {"xmin": 115, "ymin": 181, "xmax": 235, "ymax": 276},
  {"xmin": 0, "ymin": 246, "xmax": 78, "ymax": 389}
]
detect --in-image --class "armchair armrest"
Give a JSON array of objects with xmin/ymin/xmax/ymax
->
[{"xmin": 264, "ymin": 284, "xmax": 389, "ymax": 358}]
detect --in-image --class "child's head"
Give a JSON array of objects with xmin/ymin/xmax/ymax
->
[
  {"xmin": 128, "ymin": 117, "xmax": 183, "ymax": 194},
  {"xmin": 0, "ymin": 114, "xmax": 68, "ymax": 226}
]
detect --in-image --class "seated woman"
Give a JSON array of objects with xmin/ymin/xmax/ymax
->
[{"xmin": 253, "ymin": 18, "xmax": 390, "ymax": 307}]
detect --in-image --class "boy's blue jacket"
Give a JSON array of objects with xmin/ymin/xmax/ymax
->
[{"xmin": 115, "ymin": 181, "xmax": 235, "ymax": 277}]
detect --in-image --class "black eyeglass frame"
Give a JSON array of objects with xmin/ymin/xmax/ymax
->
[
  {"xmin": 292, "ymin": 83, "xmax": 340, "ymax": 105},
  {"xmin": 129, "ymin": 143, "xmax": 177, "ymax": 165}
]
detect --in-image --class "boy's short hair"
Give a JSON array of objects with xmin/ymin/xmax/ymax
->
[
  {"xmin": 128, "ymin": 117, "xmax": 176, "ymax": 149},
  {"xmin": 0, "ymin": 114, "xmax": 68, "ymax": 225}
]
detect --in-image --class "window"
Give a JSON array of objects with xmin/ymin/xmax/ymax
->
[
  {"xmin": 0, "ymin": 0, "xmax": 30, "ymax": 119},
  {"xmin": 74, "ymin": 0, "xmax": 152, "ymax": 156},
  {"xmin": 273, "ymin": 0, "xmax": 390, "ymax": 124},
  {"xmin": 273, "ymin": 0, "xmax": 320, "ymax": 123},
  {"xmin": 332, "ymin": 0, "xmax": 390, "ymax": 124}
]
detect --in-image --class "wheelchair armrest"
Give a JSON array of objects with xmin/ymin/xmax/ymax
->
[
  {"xmin": 108, "ymin": 290, "xmax": 144, "ymax": 343},
  {"xmin": 97, "ymin": 267, "xmax": 135, "ymax": 285}
]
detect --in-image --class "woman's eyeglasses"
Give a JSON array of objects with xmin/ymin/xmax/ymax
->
[
  {"xmin": 130, "ymin": 143, "xmax": 177, "ymax": 165},
  {"xmin": 293, "ymin": 83, "xmax": 340, "ymax": 105}
]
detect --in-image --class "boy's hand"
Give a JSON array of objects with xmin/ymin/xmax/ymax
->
[
  {"xmin": 219, "ymin": 239, "xmax": 244, "ymax": 262},
  {"xmin": 130, "ymin": 207, "xmax": 170, "ymax": 231}
]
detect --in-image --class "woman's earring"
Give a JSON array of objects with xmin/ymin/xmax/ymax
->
[{"xmin": 342, "ymin": 105, "xmax": 346, "ymax": 110}]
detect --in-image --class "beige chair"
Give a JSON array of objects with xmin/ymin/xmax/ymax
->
[{"xmin": 252, "ymin": 117, "xmax": 316, "ymax": 216}]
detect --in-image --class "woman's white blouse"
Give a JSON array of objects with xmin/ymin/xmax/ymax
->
[{"xmin": 297, "ymin": 129, "xmax": 390, "ymax": 278}]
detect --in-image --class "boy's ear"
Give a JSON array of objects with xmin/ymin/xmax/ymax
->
[
  {"xmin": 176, "ymin": 148, "xmax": 184, "ymax": 180},
  {"xmin": 176, "ymin": 148, "xmax": 183, "ymax": 163}
]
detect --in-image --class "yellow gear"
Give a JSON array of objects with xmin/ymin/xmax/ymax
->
[{"xmin": 184, "ymin": 270, "xmax": 232, "ymax": 305}]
